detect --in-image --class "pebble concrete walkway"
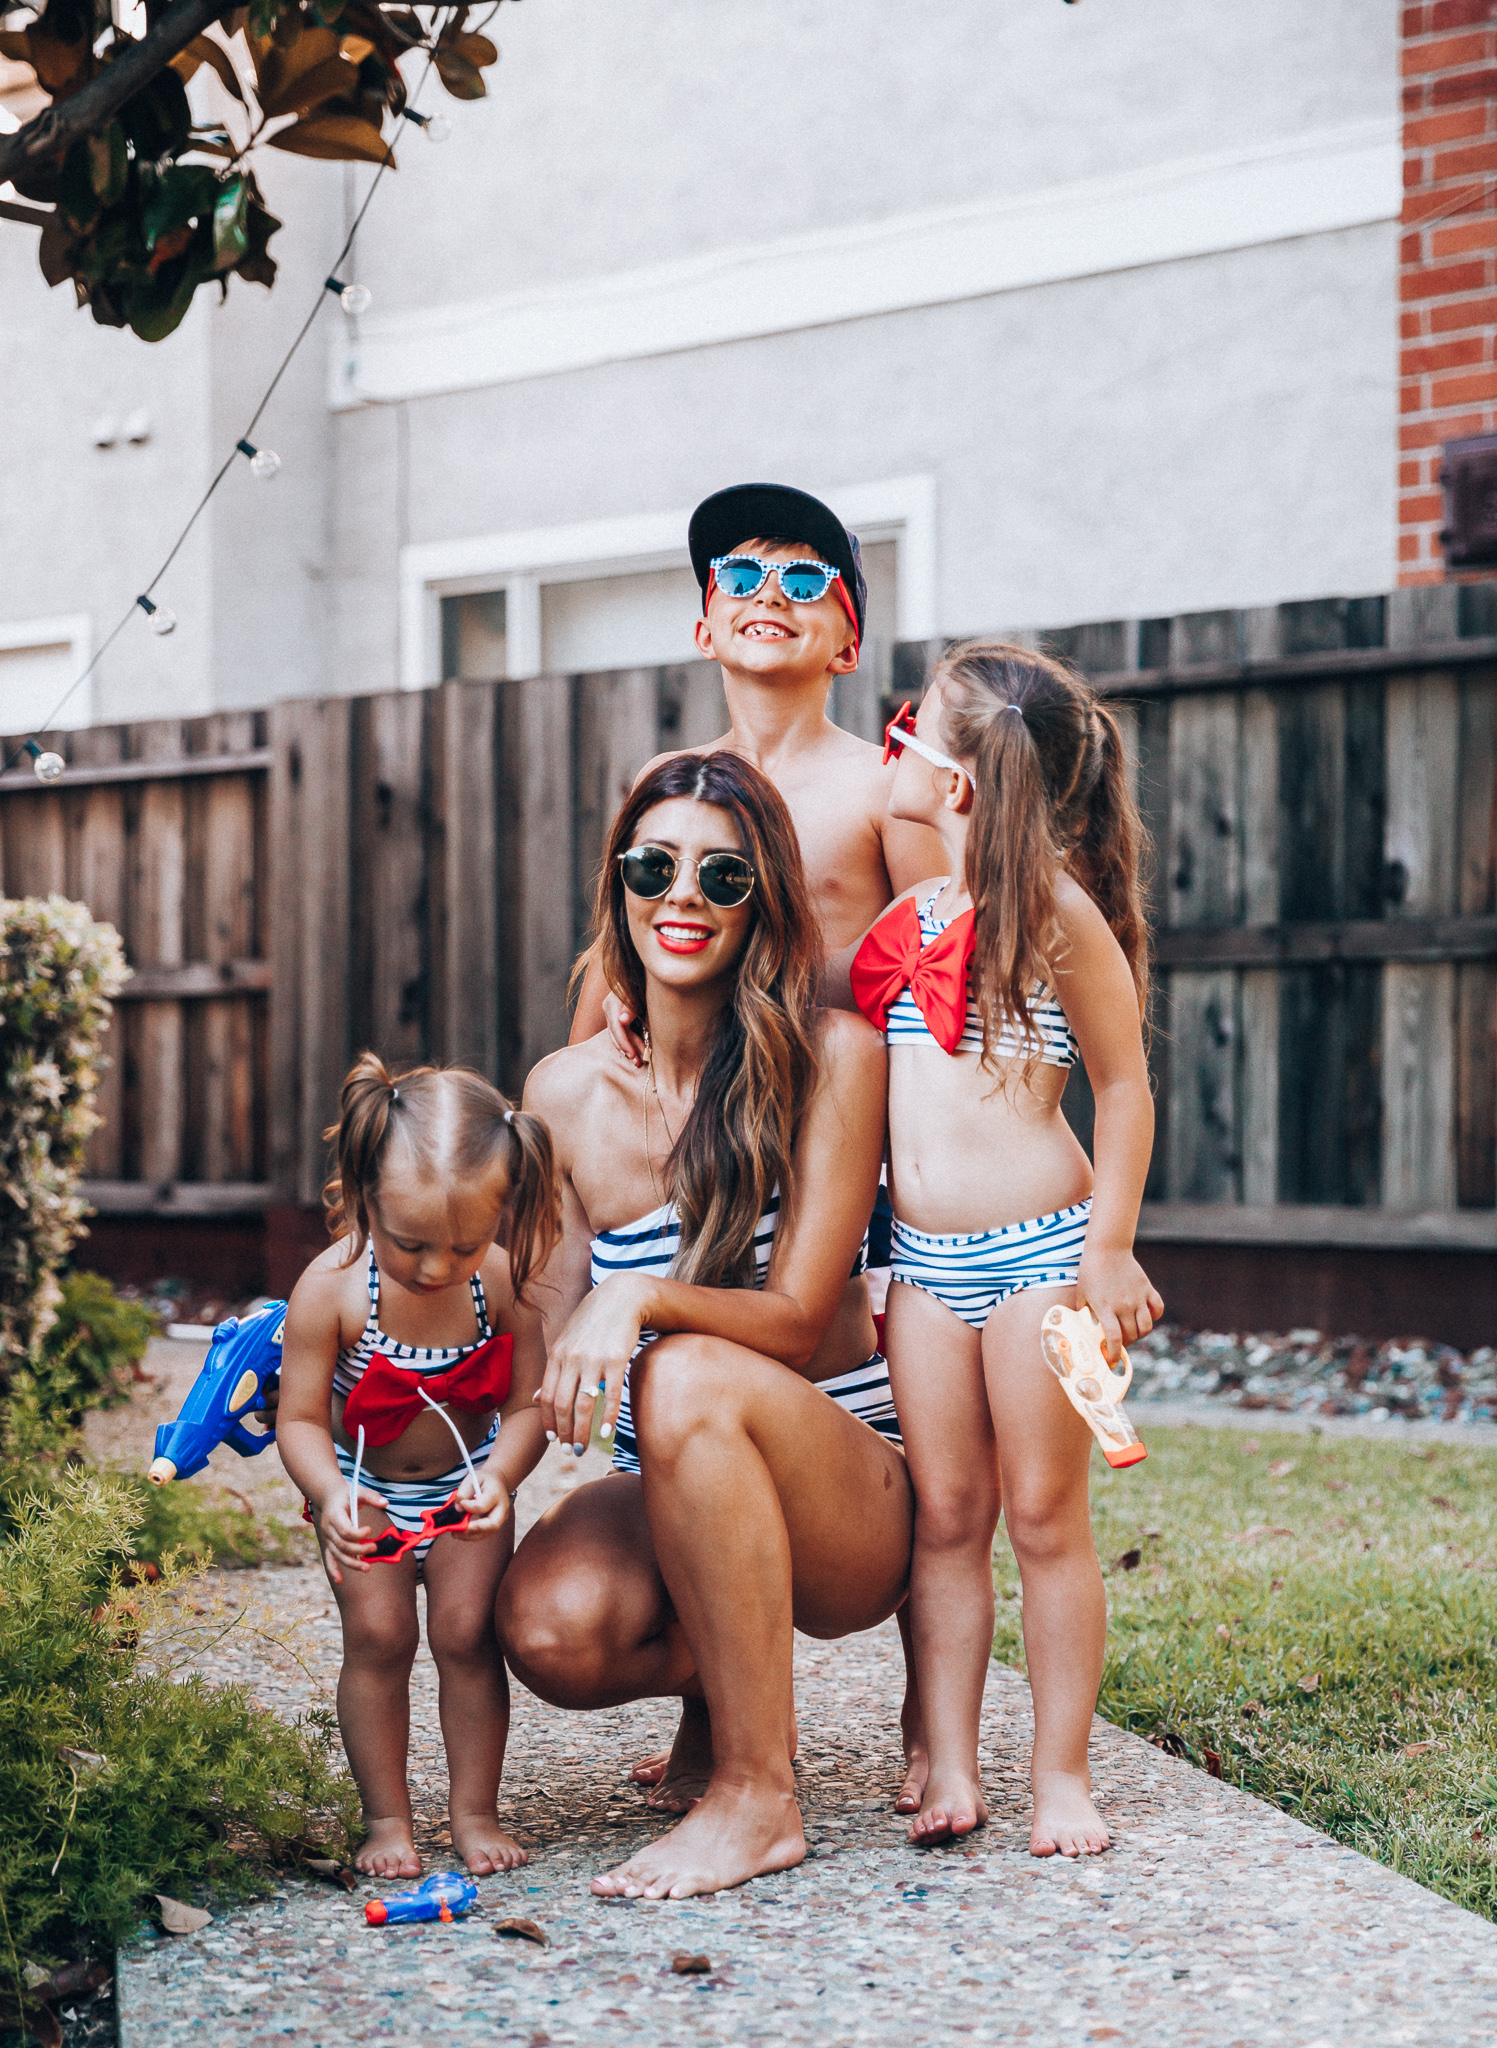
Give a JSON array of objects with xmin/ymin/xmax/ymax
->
[{"xmin": 110, "ymin": 1343, "xmax": 1497, "ymax": 2046}]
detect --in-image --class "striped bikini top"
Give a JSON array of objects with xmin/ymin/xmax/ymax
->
[
  {"xmin": 332, "ymin": 1246, "xmax": 493, "ymax": 1396},
  {"xmin": 589, "ymin": 1190, "xmax": 868, "ymax": 1288},
  {"xmin": 884, "ymin": 889, "xmax": 1078, "ymax": 1068}
]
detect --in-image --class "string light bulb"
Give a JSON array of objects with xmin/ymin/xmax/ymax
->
[
  {"xmin": 325, "ymin": 275, "xmax": 372, "ymax": 315},
  {"xmin": 402, "ymin": 107, "xmax": 450, "ymax": 142},
  {"xmin": 237, "ymin": 438, "xmax": 281, "ymax": 480},
  {"xmin": 136, "ymin": 594, "xmax": 177, "ymax": 635},
  {"xmin": 24, "ymin": 741, "xmax": 64, "ymax": 783}
]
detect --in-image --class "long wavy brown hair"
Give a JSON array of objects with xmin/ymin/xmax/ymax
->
[
  {"xmin": 593, "ymin": 752, "xmax": 820, "ymax": 1287},
  {"xmin": 323, "ymin": 1052, "xmax": 561, "ymax": 1301},
  {"xmin": 934, "ymin": 641, "xmax": 1151, "ymax": 1070}
]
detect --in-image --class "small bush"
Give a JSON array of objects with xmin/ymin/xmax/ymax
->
[
  {"xmin": 0, "ymin": 897, "xmax": 129, "ymax": 1377},
  {"xmin": 32, "ymin": 1271, "xmax": 155, "ymax": 1427},
  {"xmin": 0, "ymin": 1473, "xmax": 356, "ymax": 1965}
]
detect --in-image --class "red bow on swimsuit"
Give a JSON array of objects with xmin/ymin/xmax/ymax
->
[
  {"xmin": 850, "ymin": 897, "xmax": 977, "ymax": 1056},
  {"xmin": 341, "ymin": 1331, "xmax": 514, "ymax": 1449}
]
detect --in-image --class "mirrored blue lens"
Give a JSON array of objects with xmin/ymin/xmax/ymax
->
[
  {"xmin": 716, "ymin": 560, "xmax": 767, "ymax": 598},
  {"xmin": 778, "ymin": 564, "xmax": 837, "ymax": 602}
]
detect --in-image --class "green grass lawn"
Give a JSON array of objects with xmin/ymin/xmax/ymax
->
[{"xmin": 990, "ymin": 1423, "xmax": 1497, "ymax": 1919}]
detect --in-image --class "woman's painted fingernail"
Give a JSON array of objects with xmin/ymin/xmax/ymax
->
[
  {"xmin": 600, "ymin": 1423, "xmax": 612, "ymax": 1438},
  {"xmin": 545, "ymin": 1429, "xmax": 556, "ymax": 1441}
]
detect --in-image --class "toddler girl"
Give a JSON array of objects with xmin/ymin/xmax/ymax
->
[
  {"xmin": 277, "ymin": 1053, "xmax": 560, "ymax": 1878},
  {"xmin": 840, "ymin": 642, "xmax": 1162, "ymax": 1857}
]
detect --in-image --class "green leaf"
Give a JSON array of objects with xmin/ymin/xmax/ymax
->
[
  {"xmin": 119, "ymin": 64, "xmax": 192, "ymax": 160},
  {"xmin": 140, "ymin": 163, "xmax": 219, "ymax": 252},
  {"xmin": 247, "ymin": 0, "xmax": 281, "ymax": 38},
  {"xmin": 211, "ymin": 176, "xmax": 248, "ymax": 272},
  {"xmin": 127, "ymin": 250, "xmax": 208, "ymax": 342},
  {"xmin": 432, "ymin": 45, "xmax": 485, "ymax": 99}
]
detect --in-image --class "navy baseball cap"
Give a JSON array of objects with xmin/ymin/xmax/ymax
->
[{"xmin": 688, "ymin": 483, "xmax": 867, "ymax": 642}]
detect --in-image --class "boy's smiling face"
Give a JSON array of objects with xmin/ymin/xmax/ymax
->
[{"xmin": 694, "ymin": 536, "xmax": 859, "ymax": 684}]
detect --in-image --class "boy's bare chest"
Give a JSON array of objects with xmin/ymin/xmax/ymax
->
[{"xmin": 776, "ymin": 775, "xmax": 892, "ymax": 951}]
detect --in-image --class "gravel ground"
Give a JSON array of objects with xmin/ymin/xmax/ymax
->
[
  {"xmin": 1128, "ymin": 1326, "xmax": 1497, "ymax": 1426},
  {"xmin": 109, "ymin": 1340, "xmax": 1497, "ymax": 2045}
]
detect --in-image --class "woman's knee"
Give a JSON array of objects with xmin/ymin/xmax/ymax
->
[
  {"xmin": 629, "ymin": 1334, "xmax": 740, "ymax": 1456},
  {"xmin": 496, "ymin": 1563, "xmax": 631, "ymax": 1705}
]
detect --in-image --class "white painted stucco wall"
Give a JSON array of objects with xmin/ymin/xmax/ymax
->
[{"xmin": 2, "ymin": 0, "xmax": 1399, "ymax": 724}]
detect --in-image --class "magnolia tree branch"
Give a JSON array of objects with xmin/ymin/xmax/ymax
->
[{"xmin": 0, "ymin": 0, "xmax": 222, "ymax": 185}]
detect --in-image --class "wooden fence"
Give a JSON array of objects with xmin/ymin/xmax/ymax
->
[{"xmin": 1, "ymin": 589, "xmax": 1493, "ymax": 1270}]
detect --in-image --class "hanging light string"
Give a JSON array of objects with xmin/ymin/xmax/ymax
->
[{"xmin": 5, "ymin": 40, "xmax": 447, "ymax": 780}]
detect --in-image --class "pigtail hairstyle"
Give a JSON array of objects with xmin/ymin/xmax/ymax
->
[
  {"xmin": 935, "ymin": 641, "xmax": 1150, "ymax": 1070},
  {"xmin": 323, "ymin": 1053, "xmax": 562, "ymax": 1300},
  {"xmin": 592, "ymin": 752, "xmax": 820, "ymax": 1287}
]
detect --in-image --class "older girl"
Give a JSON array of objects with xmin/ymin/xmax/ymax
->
[
  {"xmin": 841, "ymin": 642, "xmax": 1162, "ymax": 1857},
  {"xmin": 276, "ymin": 1056, "xmax": 560, "ymax": 1879}
]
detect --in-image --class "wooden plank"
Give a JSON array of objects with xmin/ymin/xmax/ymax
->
[
  {"xmin": 433, "ymin": 680, "xmax": 500, "ymax": 1078},
  {"xmin": 81, "ymin": 1180, "xmax": 272, "ymax": 1216},
  {"xmin": 1166, "ymin": 968, "xmax": 1238, "ymax": 1200},
  {"xmin": 1166, "ymin": 695, "xmax": 1240, "ymax": 927},
  {"xmin": 1385, "ymin": 670, "xmax": 1460, "ymax": 916},
  {"xmin": 1239, "ymin": 688, "xmax": 1278, "ymax": 924},
  {"xmin": 1239, "ymin": 966, "xmax": 1278, "ymax": 1205},
  {"xmin": 1381, "ymin": 960, "xmax": 1457, "ymax": 1209},
  {"xmin": 1132, "ymin": 696, "xmax": 1170, "ymax": 1199},
  {"xmin": 1461, "ymin": 673, "xmax": 1497, "ymax": 915},
  {"xmin": 126, "ymin": 723, "xmax": 187, "ymax": 1187},
  {"xmin": 1, "ymin": 791, "xmax": 66, "ymax": 896},
  {"xmin": 1457, "ymin": 960, "xmax": 1497, "ymax": 1208},
  {"xmin": 1277, "ymin": 683, "xmax": 1344, "ymax": 920},
  {"xmin": 350, "ymin": 691, "xmax": 428, "ymax": 1068},
  {"xmin": 268, "ymin": 698, "xmax": 352, "ymax": 1206},
  {"xmin": 1152, "ymin": 914, "xmax": 1497, "ymax": 967},
  {"xmin": 660, "ymin": 659, "xmax": 727, "ymax": 754},
  {"xmin": 572, "ymin": 667, "xmax": 660, "ymax": 958},
  {"xmin": 0, "ymin": 749, "xmax": 270, "ymax": 793},
  {"xmin": 1278, "ymin": 964, "xmax": 1381, "ymax": 1206},
  {"xmin": 114, "ymin": 960, "xmax": 273, "ymax": 998},
  {"xmin": 185, "ymin": 767, "xmax": 259, "ymax": 1182},
  {"xmin": 1084, "ymin": 631, "xmax": 1497, "ymax": 699},
  {"xmin": 496, "ymin": 676, "xmax": 573, "ymax": 1095},
  {"xmin": 65, "ymin": 725, "xmax": 127, "ymax": 1179},
  {"xmin": 1343, "ymin": 677, "xmax": 1387, "ymax": 919},
  {"xmin": 1135, "ymin": 1202, "xmax": 1497, "ymax": 1250}
]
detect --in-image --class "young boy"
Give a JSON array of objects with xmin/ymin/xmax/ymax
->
[
  {"xmin": 569, "ymin": 481, "xmax": 944, "ymax": 1042},
  {"xmin": 569, "ymin": 481, "xmax": 945, "ymax": 1816}
]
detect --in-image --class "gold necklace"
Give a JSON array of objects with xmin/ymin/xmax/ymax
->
[{"xmin": 643, "ymin": 1048, "xmax": 681, "ymax": 1206}]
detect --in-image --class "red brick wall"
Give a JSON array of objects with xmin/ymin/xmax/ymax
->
[{"xmin": 1400, "ymin": 1, "xmax": 1497, "ymax": 584}]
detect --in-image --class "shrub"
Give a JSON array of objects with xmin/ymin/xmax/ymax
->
[
  {"xmin": 32, "ymin": 1271, "xmax": 155, "ymax": 1427},
  {"xmin": 0, "ymin": 1473, "xmax": 357, "ymax": 1965},
  {"xmin": 0, "ymin": 898, "xmax": 129, "ymax": 1378}
]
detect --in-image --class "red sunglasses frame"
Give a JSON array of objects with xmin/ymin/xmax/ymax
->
[
  {"xmin": 364, "ymin": 1489, "xmax": 472, "ymax": 1564},
  {"xmin": 882, "ymin": 701, "xmax": 917, "ymax": 766}
]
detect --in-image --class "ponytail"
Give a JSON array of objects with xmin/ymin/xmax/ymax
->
[
  {"xmin": 935, "ymin": 642, "xmax": 1151, "ymax": 1070},
  {"xmin": 322, "ymin": 1055, "xmax": 562, "ymax": 1296}
]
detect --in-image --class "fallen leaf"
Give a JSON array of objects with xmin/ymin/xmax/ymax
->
[
  {"xmin": 1298, "ymin": 1673, "xmax": 1321, "ymax": 1695},
  {"xmin": 157, "ymin": 1895, "xmax": 213, "ymax": 1935},
  {"xmin": 1243, "ymin": 1439, "xmax": 1261, "ymax": 1455},
  {"xmin": 1432, "ymin": 1496, "xmax": 1458, "ymax": 1513},
  {"xmin": 494, "ymin": 1917, "xmax": 547, "ymax": 1947},
  {"xmin": 1149, "ymin": 1731, "xmax": 1188, "ymax": 1757},
  {"xmin": 22, "ymin": 1965, "xmax": 50, "ymax": 1991},
  {"xmin": 1142, "ymin": 1526, "xmax": 1162, "ymax": 1539},
  {"xmin": 1241, "ymin": 1701, "xmax": 1264, "ymax": 1718},
  {"xmin": 1324, "ymin": 1478, "xmax": 1349, "ymax": 1492},
  {"xmin": 57, "ymin": 1746, "xmax": 108, "ymax": 1776},
  {"xmin": 672, "ymin": 1952, "xmax": 711, "ymax": 1975},
  {"xmin": 1267, "ymin": 1459, "xmax": 1296, "ymax": 1477},
  {"xmin": 1215, "ymin": 1623, "xmax": 1232, "ymax": 1641},
  {"xmin": 1114, "ymin": 1547, "xmax": 1142, "ymax": 1572},
  {"xmin": 1230, "ymin": 1525, "xmax": 1294, "ymax": 1542},
  {"xmin": 1402, "ymin": 1740, "xmax": 1442, "ymax": 1756},
  {"xmin": 1202, "ymin": 1750, "xmax": 1223, "ymax": 1779},
  {"xmin": 1269, "ymin": 1577, "xmax": 1284, "ymax": 1592},
  {"xmin": 303, "ymin": 1857, "xmax": 359, "ymax": 1891}
]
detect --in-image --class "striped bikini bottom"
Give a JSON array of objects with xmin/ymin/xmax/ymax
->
[
  {"xmin": 889, "ymin": 1198, "xmax": 1091, "ymax": 1330},
  {"xmin": 311, "ymin": 1423, "xmax": 499, "ymax": 1573},
  {"xmin": 610, "ymin": 1351, "xmax": 902, "ymax": 1476}
]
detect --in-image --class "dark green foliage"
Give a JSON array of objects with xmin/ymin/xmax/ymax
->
[
  {"xmin": 0, "ymin": 1474, "xmax": 356, "ymax": 1964},
  {"xmin": 30, "ymin": 1271, "xmax": 154, "ymax": 1429},
  {"xmin": 993, "ymin": 1426, "xmax": 1497, "ymax": 1920}
]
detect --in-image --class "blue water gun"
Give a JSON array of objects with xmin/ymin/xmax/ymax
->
[
  {"xmin": 146, "ymin": 1302, "xmax": 286, "ymax": 1485},
  {"xmin": 364, "ymin": 1872, "xmax": 479, "ymax": 1926}
]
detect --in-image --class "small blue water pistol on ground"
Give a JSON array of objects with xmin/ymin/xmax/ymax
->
[
  {"xmin": 147, "ymin": 1302, "xmax": 286, "ymax": 1484},
  {"xmin": 364, "ymin": 1872, "xmax": 479, "ymax": 1926}
]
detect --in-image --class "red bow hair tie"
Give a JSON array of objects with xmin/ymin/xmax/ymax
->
[
  {"xmin": 341, "ymin": 1331, "xmax": 514, "ymax": 1449},
  {"xmin": 850, "ymin": 897, "xmax": 977, "ymax": 1056}
]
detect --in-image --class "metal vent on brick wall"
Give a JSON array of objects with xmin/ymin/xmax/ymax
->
[{"xmin": 1440, "ymin": 433, "xmax": 1497, "ymax": 569}]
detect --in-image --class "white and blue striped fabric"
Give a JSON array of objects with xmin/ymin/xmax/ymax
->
[
  {"xmin": 589, "ymin": 1194, "xmax": 898, "ymax": 1472},
  {"xmin": 332, "ymin": 1246, "xmax": 491, "ymax": 1397},
  {"xmin": 333, "ymin": 1421, "xmax": 498, "ymax": 1569},
  {"xmin": 884, "ymin": 890, "xmax": 1078, "ymax": 1067},
  {"xmin": 890, "ymin": 1198, "xmax": 1092, "ymax": 1329}
]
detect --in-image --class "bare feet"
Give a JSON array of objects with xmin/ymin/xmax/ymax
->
[
  {"xmin": 449, "ymin": 1810, "xmax": 528, "ymax": 1875},
  {"xmin": 355, "ymin": 1816, "xmax": 422, "ymax": 1879},
  {"xmin": 630, "ymin": 1703, "xmax": 798, "ymax": 1813},
  {"xmin": 1029, "ymin": 1770, "xmax": 1110, "ymax": 1858},
  {"xmin": 908, "ymin": 1773, "xmax": 987, "ymax": 1847},
  {"xmin": 591, "ymin": 1779, "xmax": 806, "ymax": 1900}
]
